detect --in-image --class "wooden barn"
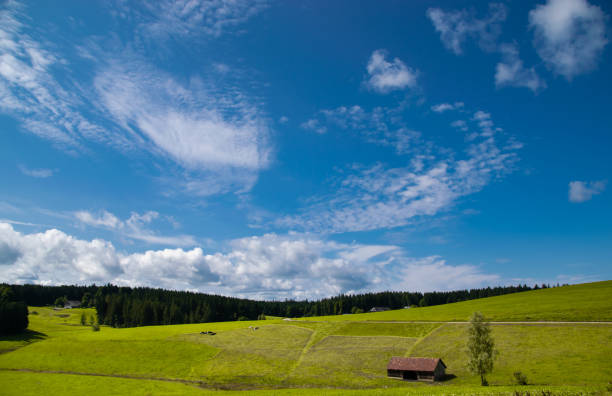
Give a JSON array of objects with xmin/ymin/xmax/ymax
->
[
  {"xmin": 387, "ymin": 357, "xmax": 446, "ymax": 382},
  {"xmin": 64, "ymin": 300, "xmax": 81, "ymax": 309}
]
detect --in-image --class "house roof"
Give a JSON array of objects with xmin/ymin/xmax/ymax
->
[{"xmin": 387, "ymin": 357, "xmax": 446, "ymax": 372}]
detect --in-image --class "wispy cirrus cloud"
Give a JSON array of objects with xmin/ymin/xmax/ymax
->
[
  {"xmin": 112, "ymin": 0, "xmax": 268, "ymax": 41},
  {"xmin": 285, "ymin": 106, "xmax": 520, "ymax": 233},
  {"xmin": 302, "ymin": 104, "xmax": 421, "ymax": 155},
  {"xmin": 365, "ymin": 50, "xmax": 418, "ymax": 94},
  {"xmin": 0, "ymin": 0, "xmax": 271, "ymax": 197},
  {"xmin": 75, "ymin": 209, "xmax": 196, "ymax": 246},
  {"xmin": 300, "ymin": 118, "xmax": 327, "ymax": 134},
  {"xmin": 529, "ymin": 0, "xmax": 608, "ymax": 80},
  {"xmin": 0, "ymin": 223, "xmax": 501, "ymax": 299},
  {"xmin": 427, "ymin": 3, "xmax": 507, "ymax": 55},
  {"xmin": 93, "ymin": 58, "xmax": 271, "ymax": 195},
  {"xmin": 451, "ymin": 120, "xmax": 469, "ymax": 132},
  {"xmin": 18, "ymin": 165, "xmax": 55, "ymax": 178},
  {"xmin": 0, "ymin": 2, "xmax": 108, "ymax": 150},
  {"xmin": 431, "ymin": 102, "xmax": 464, "ymax": 113}
]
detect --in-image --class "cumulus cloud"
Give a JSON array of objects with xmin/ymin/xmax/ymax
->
[
  {"xmin": 427, "ymin": 3, "xmax": 507, "ymax": 55},
  {"xmin": 74, "ymin": 210, "xmax": 196, "ymax": 246},
  {"xmin": 568, "ymin": 180, "xmax": 606, "ymax": 202},
  {"xmin": 529, "ymin": 0, "xmax": 608, "ymax": 80},
  {"xmin": 495, "ymin": 44, "xmax": 547, "ymax": 92},
  {"xmin": 0, "ymin": 223, "xmax": 501, "ymax": 298},
  {"xmin": 0, "ymin": 223, "xmax": 122, "ymax": 284},
  {"xmin": 365, "ymin": 50, "xmax": 418, "ymax": 93},
  {"xmin": 118, "ymin": 247, "xmax": 217, "ymax": 291}
]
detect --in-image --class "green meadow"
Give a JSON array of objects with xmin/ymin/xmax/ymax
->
[{"xmin": 1, "ymin": 281, "xmax": 611, "ymax": 395}]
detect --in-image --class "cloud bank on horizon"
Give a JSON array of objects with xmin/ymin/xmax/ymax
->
[
  {"xmin": 0, "ymin": 222, "xmax": 500, "ymax": 299},
  {"xmin": 0, "ymin": 0, "xmax": 609, "ymax": 298}
]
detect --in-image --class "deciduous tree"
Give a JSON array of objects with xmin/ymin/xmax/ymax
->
[{"xmin": 467, "ymin": 311, "xmax": 497, "ymax": 386}]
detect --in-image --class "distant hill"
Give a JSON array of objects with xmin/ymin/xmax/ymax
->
[{"xmin": 301, "ymin": 280, "xmax": 612, "ymax": 322}]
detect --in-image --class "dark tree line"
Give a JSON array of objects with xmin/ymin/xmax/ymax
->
[
  {"xmin": 0, "ymin": 285, "xmax": 28, "ymax": 334},
  {"xmin": 2, "ymin": 282, "xmax": 558, "ymax": 328}
]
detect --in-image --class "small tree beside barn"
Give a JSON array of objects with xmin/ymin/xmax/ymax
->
[{"xmin": 467, "ymin": 311, "xmax": 497, "ymax": 386}]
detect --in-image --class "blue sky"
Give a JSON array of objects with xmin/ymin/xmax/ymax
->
[{"xmin": 0, "ymin": 0, "xmax": 610, "ymax": 299}]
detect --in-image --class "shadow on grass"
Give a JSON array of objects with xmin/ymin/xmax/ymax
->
[
  {"xmin": 439, "ymin": 373, "xmax": 457, "ymax": 382},
  {"xmin": 0, "ymin": 329, "xmax": 47, "ymax": 343}
]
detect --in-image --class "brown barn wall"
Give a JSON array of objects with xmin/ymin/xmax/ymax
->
[{"xmin": 433, "ymin": 362, "xmax": 446, "ymax": 381}]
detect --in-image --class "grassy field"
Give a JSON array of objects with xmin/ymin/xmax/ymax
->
[
  {"xmin": 1, "ymin": 371, "xmax": 607, "ymax": 396},
  {"xmin": 410, "ymin": 323, "xmax": 612, "ymax": 386},
  {"xmin": 1, "ymin": 281, "xmax": 611, "ymax": 394}
]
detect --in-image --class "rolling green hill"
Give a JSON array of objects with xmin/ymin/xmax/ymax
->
[
  {"xmin": 299, "ymin": 280, "xmax": 612, "ymax": 322},
  {"xmin": 0, "ymin": 281, "xmax": 611, "ymax": 395}
]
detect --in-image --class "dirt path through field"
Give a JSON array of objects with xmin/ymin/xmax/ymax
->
[
  {"xmin": 364, "ymin": 321, "xmax": 612, "ymax": 325},
  {"xmin": 0, "ymin": 367, "xmax": 205, "ymax": 386}
]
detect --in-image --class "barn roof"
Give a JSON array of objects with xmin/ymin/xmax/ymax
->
[{"xmin": 387, "ymin": 357, "xmax": 446, "ymax": 372}]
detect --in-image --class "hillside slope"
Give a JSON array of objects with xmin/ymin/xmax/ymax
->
[{"xmin": 299, "ymin": 280, "xmax": 612, "ymax": 322}]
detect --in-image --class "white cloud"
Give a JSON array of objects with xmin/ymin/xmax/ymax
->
[
  {"xmin": 113, "ymin": 0, "xmax": 268, "ymax": 40},
  {"xmin": 529, "ymin": 0, "xmax": 608, "ymax": 79},
  {"xmin": 282, "ymin": 109, "xmax": 518, "ymax": 233},
  {"xmin": 451, "ymin": 120, "xmax": 469, "ymax": 131},
  {"xmin": 431, "ymin": 102, "xmax": 464, "ymax": 113},
  {"xmin": 74, "ymin": 210, "xmax": 196, "ymax": 246},
  {"xmin": 389, "ymin": 256, "xmax": 499, "ymax": 292},
  {"xmin": 568, "ymin": 180, "xmax": 606, "ymax": 202},
  {"xmin": 304, "ymin": 105, "xmax": 420, "ymax": 155},
  {"xmin": 495, "ymin": 44, "xmax": 547, "ymax": 92},
  {"xmin": 427, "ymin": 3, "xmax": 507, "ymax": 55},
  {"xmin": 118, "ymin": 247, "xmax": 216, "ymax": 291},
  {"xmin": 18, "ymin": 165, "xmax": 54, "ymax": 178},
  {"xmin": 300, "ymin": 118, "xmax": 327, "ymax": 134},
  {"xmin": 94, "ymin": 60, "xmax": 270, "ymax": 173},
  {"xmin": 0, "ymin": 223, "xmax": 501, "ymax": 298},
  {"xmin": 279, "ymin": 116, "xmax": 289, "ymax": 124},
  {"xmin": 471, "ymin": 110, "xmax": 504, "ymax": 137},
  {"xmin": 0, "ymin": 223, "xmax": 122, "ymax": 284},
  {"xmin": 75, "ymin": 210, "xmax": 122, "ymax": 229},
  {"xmin": 0, "ymin": 1, "xmax": 271, "ymax": 197},
  {"xmin": 365, "ymin": 50, "xmax": 418, "ymax": 93},
  {"xmin": 0, "ymin": 4, "xmax": 96, "ymax": 149}
]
